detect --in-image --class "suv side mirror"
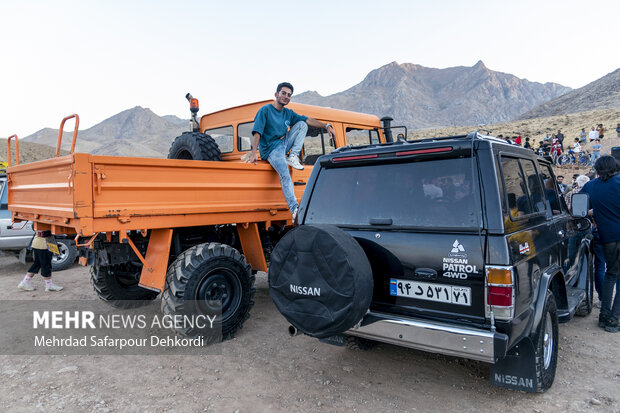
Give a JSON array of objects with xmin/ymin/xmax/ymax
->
[{"xmin": 571, "ymin": 193, "xmax": 589, "ymax": 217}]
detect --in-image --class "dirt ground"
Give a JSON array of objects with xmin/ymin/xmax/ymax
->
[{"xmin": 1, "ymin": 253, "xmax": 618, "ymax": 413}]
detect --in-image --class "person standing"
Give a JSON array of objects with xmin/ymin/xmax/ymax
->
[
  {"xmin": 579, "ymin": 128, "xmax": 588, "ymax": 143},
  {"xmin": 590, "ymin": 138, "xmax": 602, "ymax": 166},
  {"xmin": 616, "ymin": 123, "xmax": 620, "ymax": 138},
  {"xmin": 551, "ymin": 138, "xmax": 562, "ymax": 159},
  {"xmin": 589, "ymin": 126, "xmax": 599, "ymax": 142},
  {"xmin": 597, "ymin": 124, "xmax": 605, "ymax": 140},
  {"xmin": 556, "ymin": 129, "xmax": 565, "ymax": 151},
  {"xmin": 580, "ymin": 156, "xmax": 620, "ymax": 333},
  {"xmin": 18, "ymin": 231, "xmax": 64, "ymax": 292},
  {"xmin": 246, "ymin": 82, "xmax": 336, "ymax": 218},
  {"xmin": 565, "ymin": 175, "xmax": 589, "ymax": 212}
]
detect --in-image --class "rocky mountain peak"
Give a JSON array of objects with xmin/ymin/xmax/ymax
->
[
  {"xmin": 473, "ymin": 60, "xmax": 487, "ymax": 70},
  {"xmin": 294, "ymin": 61, "xmax": 571, "ymax": 129}
]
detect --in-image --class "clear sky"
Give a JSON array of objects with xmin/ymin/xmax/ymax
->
[{"xmin": 1, "ymin": 0, "xmax": 619, "ymax": 138}]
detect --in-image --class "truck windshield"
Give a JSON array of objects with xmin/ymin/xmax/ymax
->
[{"xmin": 305, "ymin": 157, "xmax": 479, "ymax": 228}]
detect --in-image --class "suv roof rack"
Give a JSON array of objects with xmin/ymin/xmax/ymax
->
[{"xmin": 333, "ymin": 131, "xmax": 508, "ymax": 154}]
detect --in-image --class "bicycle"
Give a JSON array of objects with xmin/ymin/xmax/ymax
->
[{"xmin": 558, "ymin": 149, "xmax": 590, "ymax": 166}]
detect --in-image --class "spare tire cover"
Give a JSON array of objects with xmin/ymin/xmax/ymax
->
[{"xmin": 269, "ymin": 225, "xmax": 373, "ymax": 338}]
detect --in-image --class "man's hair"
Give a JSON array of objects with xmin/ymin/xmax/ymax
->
[
  {"xmin": 594, "ymin": 155, "xmax": 619, "ymax": 181},
  {"xmin": 557, "ymin": 175, "xmax": 564, "ymax": 179},
  {"xmin": 276, "ymin": 82, "xmax": 294, "ymax": 94}
]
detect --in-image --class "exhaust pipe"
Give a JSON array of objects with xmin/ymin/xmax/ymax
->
[
  {"xmin": 381, "ymin": 116, "xmax": 394, "ymax": 143},
  {"xmin": 288, "ymin": 325, "xmax": 302, "ymax": 337}
]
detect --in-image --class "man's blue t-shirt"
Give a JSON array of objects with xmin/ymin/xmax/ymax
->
[
  {"xmin": 252, "ymin": 104, "xmax": 307, "ymax": 160},
  {"xmin": 580, "ymin": 174, "xmax": 620, "ymax": 243}
]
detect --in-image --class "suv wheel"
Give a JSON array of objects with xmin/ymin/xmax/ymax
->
[{"xmin": 535, "ymin": 290, "xmax": 558, "ymax": 392}]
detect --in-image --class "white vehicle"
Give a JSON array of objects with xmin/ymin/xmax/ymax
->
[{"xmin": 1, "ymin": 174, "xmax": 77, "ymax": 270}]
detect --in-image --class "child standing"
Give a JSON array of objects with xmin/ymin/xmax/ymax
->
[{"xmin": 18, "ymin": 231, "xmax": 64, "ymax": 292}]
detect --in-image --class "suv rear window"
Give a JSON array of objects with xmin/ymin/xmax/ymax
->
[{"xmin": 305, "ymin": 157, "xmax": 479, "ymax": 228}]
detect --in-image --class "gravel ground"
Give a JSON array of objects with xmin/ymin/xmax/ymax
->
[{"xmin": 0, "ymin": 253, "xmax": 618, "ymax": 412}]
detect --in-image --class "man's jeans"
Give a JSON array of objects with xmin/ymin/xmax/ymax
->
[
  {"xmin": 267, "ymin": 121, "xmax": 307, "ymax": 213},
  {"xmin": 592, "ymin": 232, "xmax": 606, "ymax": 298},
  {"xmin": 590, "ymin": 151, "xmax": 601, "ymax": 166},
  {"xmin": 601, "ymin": 241, "xmax": 620, "ymax": 319}
]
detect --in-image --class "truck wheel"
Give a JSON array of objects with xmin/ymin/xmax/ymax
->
[
  {"xmin": 161, "ymin": 243, "xmax": 255, "ymax": 340},
  {"xmin": 269, "ymin": 225, "xmax": 373, "ymax": 339},
  {"xmin": 576, "ymin": 256, "xmax": 594, "ymax": 316},
  {"xmin": 167, "ymin": 132, "xmax": 221, "ymax": 161},
  {"xmin": 51, "ymin": 239, "xmax": 78, "ymax": 271},
  {"xmin": 535, "ymin": 290, "xmax": 558, "ymax": 392},
  {"xmin": 90, "ymin": 264, "xmax": 159, "ymax": 308}
]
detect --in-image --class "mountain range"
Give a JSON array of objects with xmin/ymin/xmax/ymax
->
[
  {"xmin": 519, "ymin": 68, "xmax": 620, "ymax": 119},
  {"xmin": 18, "ymin": 61, "xmax": 620, "ymax": 158},
  {"xmin": 22, "ymin": 107, "xmax": 188, "ymax": 157},
  {"xmin": 293, "ymin": 61, "xmax": 571, "ymax": 129}
]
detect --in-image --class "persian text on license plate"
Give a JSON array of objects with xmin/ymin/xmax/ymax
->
[{"xmin": 389, "ymin": 278, "xmax": 471, "ymax": 306}]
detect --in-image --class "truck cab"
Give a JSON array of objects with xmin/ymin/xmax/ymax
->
[{"xmin": 199, "ymin": 100, "xmax": 389, "ymax": 164}]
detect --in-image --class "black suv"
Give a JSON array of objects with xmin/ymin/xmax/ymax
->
[{"xmin": 268, "ymin": 132, "xmax": 594, "ymax": 393}]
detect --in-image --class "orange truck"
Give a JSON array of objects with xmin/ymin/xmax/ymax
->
[{"xmin": 6, "ymin": 96, "xmax": 403, "ymax": 339}]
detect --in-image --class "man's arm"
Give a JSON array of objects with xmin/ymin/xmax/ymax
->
[
  {"xmin": 305, "ymin": 117, "xmax": 335, "ymax": 138},
  {"xmin": 246, "ymin": 132, "xmax": 261, "ymax": 164}
]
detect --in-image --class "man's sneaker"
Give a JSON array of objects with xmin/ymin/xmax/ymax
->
[
  {"xmin": 604, "ymin": 317, "xmax": 619, "ymax": 333},
  {"xmin": 287, "ymin": 155, "xmax": 304, "ymax": 170},
  {"xmin": 45, "ymin": 283, "xmax": 64, "ymax": 292},
  {"xmin": 18, "ymin": 281, "xmax": 35, "ymax": 291},
  {"xmin": 599, "ymin": 314, "xmax": 611, "ymax": 328}
]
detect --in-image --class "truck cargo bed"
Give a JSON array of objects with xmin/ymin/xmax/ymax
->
[{"xmin": 8, "ymin": 153, "xmax": 303, "ymax": 236}]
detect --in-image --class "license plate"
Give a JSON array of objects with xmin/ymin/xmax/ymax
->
[{"xmin": 390, "ymin": 278, "xmax": 471, "ymax": 306}]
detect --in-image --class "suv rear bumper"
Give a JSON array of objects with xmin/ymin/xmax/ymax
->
[{"xmin": 346, "ymin": 311, "xmax": 508, "ymax": 363}]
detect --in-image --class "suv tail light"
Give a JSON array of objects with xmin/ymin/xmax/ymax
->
[{"xmin": 485, "ymin": 265, "xmax": 515, "ymax": 320}]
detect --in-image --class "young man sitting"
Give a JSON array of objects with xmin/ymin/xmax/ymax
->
[{"xmin": 245, "ymin": 82, "xmax": 336, "ymax": 219}]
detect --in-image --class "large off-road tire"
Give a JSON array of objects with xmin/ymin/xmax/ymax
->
[
  {"xmin": 161, "ymin": 243, "xmax": 255, "ymax": 340},
  {"xmin": 576, "ymin": 255, "xmax": 594, "ymax": 317},
  {"xmin": 534, "ymin": 290, "xmax": 559, "ymax": 392},
  {"xmin": 51, "ymin": 238, "xmax": 78, "ymax": 271},
  {"xmin": 269, "ymin": 225, "xmax": 373, "ymax": 339},
  {"xmin": 167, "ymin": 132, "xmax": 221, "ymax": 161},
  {"xmin": 90, "ymin": 264, "xmax": 159, "ymax": 308}
]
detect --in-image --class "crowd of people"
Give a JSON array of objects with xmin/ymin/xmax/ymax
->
[
  {"xmin": 498, "ymin": 122, "xmax": 618, "ymax": 166},
  {"xmin": 557, "ymin": 156, "xmax": 620, "ymax": 333}
]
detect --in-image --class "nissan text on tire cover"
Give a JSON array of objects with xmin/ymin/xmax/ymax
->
[{"xmin": 269, "ymin": 131, "xmax": 594, "ymax": 393}]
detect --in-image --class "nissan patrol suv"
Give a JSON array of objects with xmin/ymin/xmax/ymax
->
[{"xmin": 268, "ymin": 132, "xmax": 594, "ymax": 393}]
